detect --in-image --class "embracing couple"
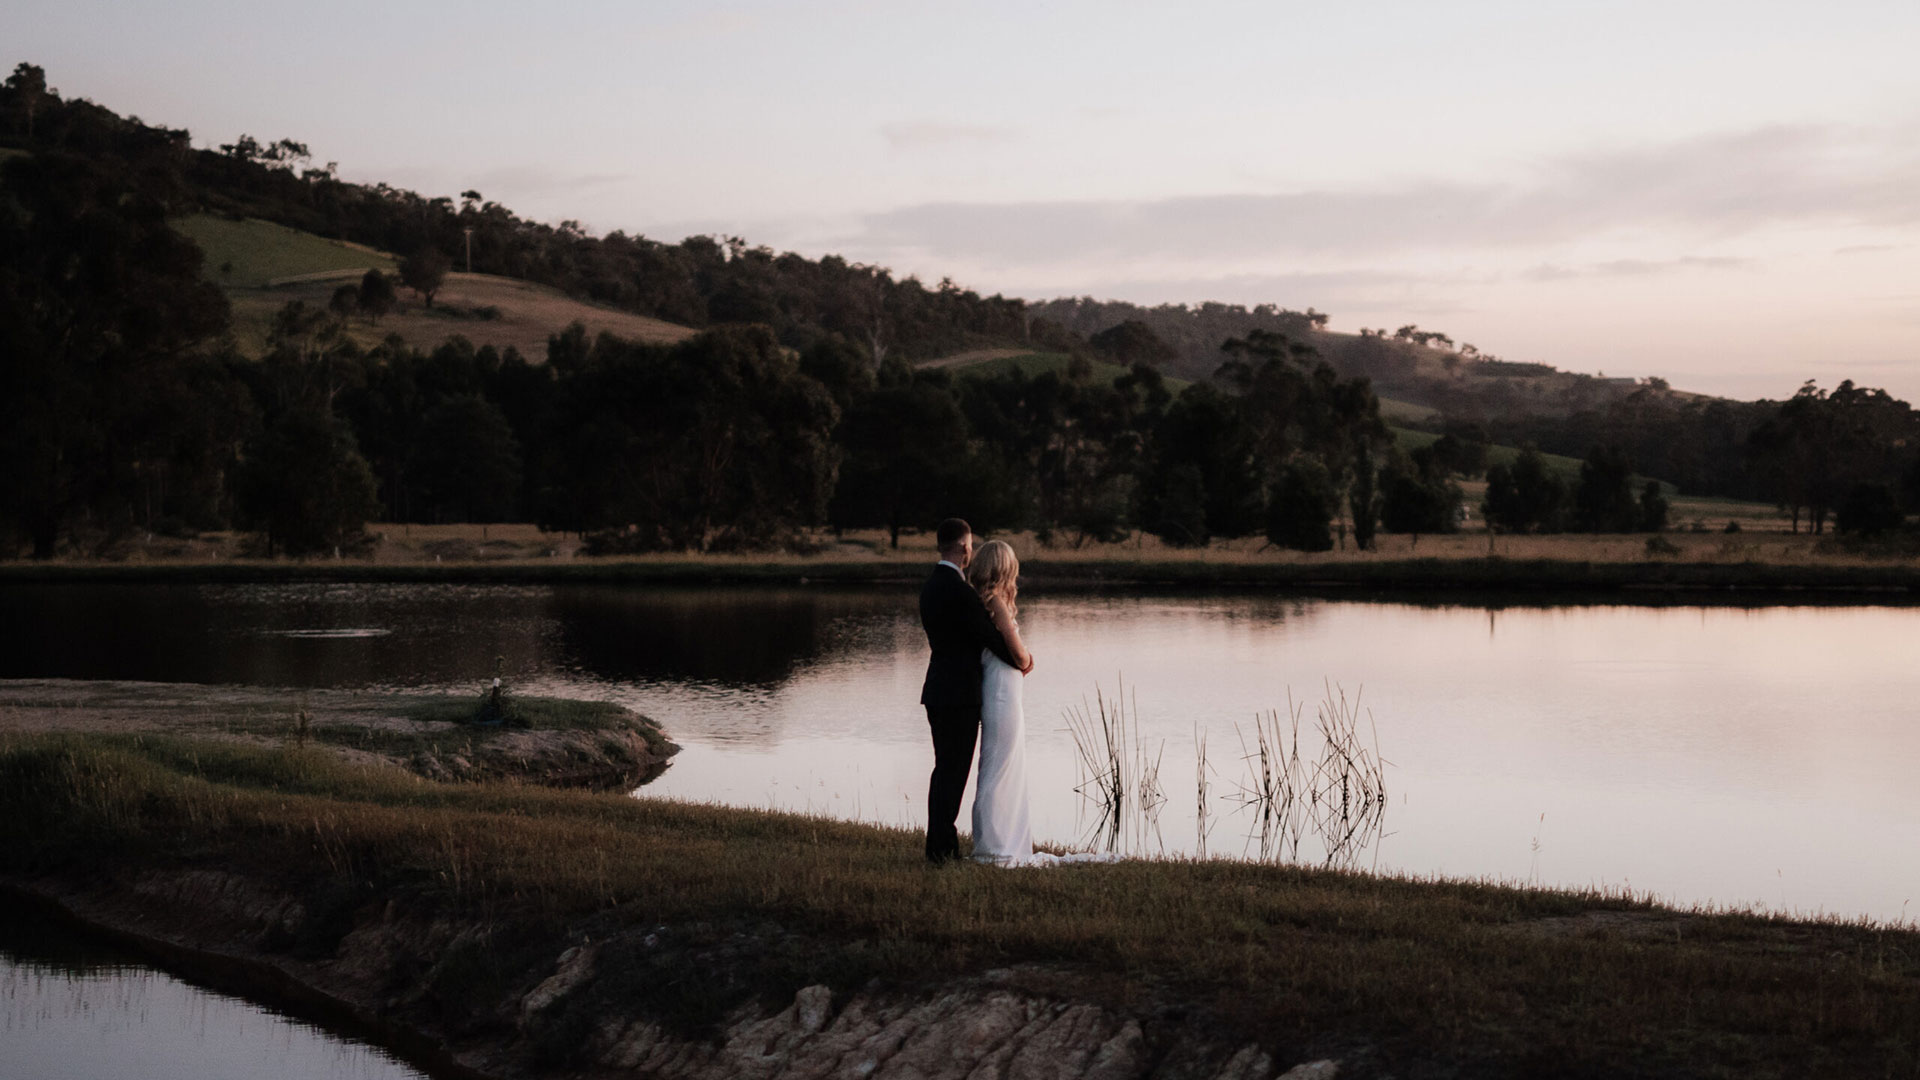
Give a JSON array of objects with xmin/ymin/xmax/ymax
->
[{"xmin": 918, "ymin": 517, "xmax": 1038, "ymax": 866}]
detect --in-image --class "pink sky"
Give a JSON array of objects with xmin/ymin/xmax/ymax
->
[{"xmin": 6, "ymin": 0, "xmax": 1918, "ymax": 401}]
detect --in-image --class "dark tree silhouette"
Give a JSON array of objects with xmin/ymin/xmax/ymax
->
[
  {"xmin": 0, "ymin": 151, "xmax": 229, "ymax": 557},
  {"xmin": 830, "ymin": 363, "xmax": 972, "ymax": 549},
  {"xmin": 1266, "ymin": 457, "xmax": 1336, "ymax": 552},
  {"xmin": 235, "ymin": 408, "xmax": 379, "ymax": 556},
  {"xmin": 1835, "ymin": 482, "xmax": 1902, "ymax": 536},
  {"xmin": 1429, "ymin": 425, "xmax": 1491, "ymax": 477},
  {"xmin": 408, "ymin": 395, "xmax": 524, "ymax": 524},
  {"xmin": 328, "ymin": 283, "xmax": 359, "ymax": 319},
  {"xmin": 535, "ymin": 324, "xmax": 838, "ymax": 551},
  {"xmin": 399, "ymin": 248, "xmax": 451, "ymax": 308},
  {"xmin": 1349, "ymin": 443, "xmax": 1379, "ymax": 550},
  {"xmin": 357, "ymin": 269, "xmax": 395, "ymax": 323},
  {"xmin": 5, "ymin": 63, "xmax": 48, "ymax": 139},
  {"xmin": 1746, "ymin": 381, "xmax": 1916, "ymax": 533},
  {"xmin": 1638, "ymin": 480, "xmax": 1670, "ymax": 532},
  {"xmin": 1088, "ymin": 319, "xmax": 1176, "ymax": 368},
  {"xmin": 1483, "ymin": 448, "xmax": 1568, "ymax": 534},
  {"xmin": 1573, "ymin": 445, "xmax": 1639, "ymax": 532},
  {"xmin": 1379, "ymin": 447, "xmax": 1460, "ymax": 542}
]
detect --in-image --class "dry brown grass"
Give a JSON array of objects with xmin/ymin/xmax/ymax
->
[
  {"xmin": 227, "ymin": 271, "xmax": 696, "ymax": 359},
  {"xmin": 24, "ymin": 485, "xmax": 1917, "ymax": 582}
]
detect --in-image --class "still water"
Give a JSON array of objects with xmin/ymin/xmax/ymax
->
[
  {"xmin": 0, "ymin": 907, "xmax": 424, "ymax": 1080},
  {"xmin": 4, "ymin": 582, "xmax": 1918, "ymax": 922}
]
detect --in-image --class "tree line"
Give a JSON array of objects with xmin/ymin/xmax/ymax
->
[
  {"xmin": 6, "ymin": 62, "xmax": 1919, "ymax": 555},
  {"xmin": 0, "ymin": 132, "xmax": 1688, "ymax": 563},
  {"xmin": 0, "ymin": 64, "xmax": 1045, "ymax": 364}
]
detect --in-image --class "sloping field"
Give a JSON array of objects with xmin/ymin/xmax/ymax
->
[
  {"xmin": 1395, "ymin": 428, "xmax": 1589, "ymax": 479},
  {"xmin": 227, "ymin": 272, "xmax": 698, "ymax": 359},
  {"xmin": 915, "ymin": 347, "xmax": 1031, "ymax": 369},
  {"xmin": 173, "ymin": 214, "xmax": 395, "ymax": 288},
  {"xmin": 1378, "ymin": 396, "xmax": 1439, "ymax": 423},
  {"xmin": 171, "ymin": 215, "xmax": 697, "ymax": 359}
]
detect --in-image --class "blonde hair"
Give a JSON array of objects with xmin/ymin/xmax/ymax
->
[{"xmin": 970, "ymin": 539, "xmax": 1019, "ymax": 612}]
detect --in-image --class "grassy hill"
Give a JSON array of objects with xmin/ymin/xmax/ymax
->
[
  {"xmin": 174, "ymin": 213, "xmax": 395, "ymax": 288},
  {"xmin": 174, "ymin": 215, "xmax": 696, "ymax": 358},
  {"xmin": 1378, "ymin": 396, "xmax": 1439, "ymax": 424},
  {"xmin": 1396, "ymin": 428, "xmax": 1586, "ymax": 478}
]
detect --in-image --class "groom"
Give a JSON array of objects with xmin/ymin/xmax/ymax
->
[{"xmin": 919, "ymin": 517, "xmax": 1027, "ymax": 863}]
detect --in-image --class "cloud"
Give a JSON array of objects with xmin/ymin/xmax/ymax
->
[
  {"xmin": 1522, "ymin": 256, "xmax": 1752, "ymax": 282},
  {"xmin": 879, "ymin": 121, "xmax": 1018, "ymax": 151},
  {"xmin": 849, "ymin": 124, "xmax": 1920, "ymax": 266}
]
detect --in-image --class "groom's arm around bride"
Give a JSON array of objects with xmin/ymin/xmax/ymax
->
[{"xmin": 918, "ymin": 518, "xmax": 1021, "ymax": 863}]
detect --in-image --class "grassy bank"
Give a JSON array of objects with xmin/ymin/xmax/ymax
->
[{"xmin": 2, "ymin": 735, "xmax": 1915, "ymax": 1077}]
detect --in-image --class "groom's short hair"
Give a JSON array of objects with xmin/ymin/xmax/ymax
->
[{"xmin": 935, "ymin": 518, "xmax": 971, "ymax": 551}]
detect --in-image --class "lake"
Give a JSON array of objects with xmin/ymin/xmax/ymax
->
[
  {"xmin": 0, "ymin": 903, "xmax": 425, "ymax": 1080},
  {"xmin": 4, "ymin": 581, "xmax": 1917, "ymax": 923}
]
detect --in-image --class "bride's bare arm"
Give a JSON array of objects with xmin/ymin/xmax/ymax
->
[{"xmin": 989, "ymin": 598, "xmax": 1033, "ymax": 673}]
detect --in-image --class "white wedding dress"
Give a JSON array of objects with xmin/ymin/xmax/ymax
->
[
  {"xmin": 967, "ymin": 622, "xmax": 1121, "ymax": 864},
  {"xmin": 971, "ymin": 626, "xmax": 1119, "ymax": 869},
  {"xmin": 971, "ymin": 643, "xmax": 1035, "ymax": 865}
]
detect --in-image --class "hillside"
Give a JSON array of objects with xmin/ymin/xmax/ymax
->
[
  {"xmin": 1026, "ymin": 296, "xmax": 1701, "ymax": 425},
  {"xmin": 174, "ymin": 213, "xmax": 396, "ymax": 287},
  {"xmin": 920, "ymin": 349, "xmax": 1194, "ymax": 392},
  {"xmin": 0, "ymin": 77, "xmax": 1827, "ymax": 523},
  {"xmin": 178, "ymin": 215, "xmax": 697, "ymax": 358}
]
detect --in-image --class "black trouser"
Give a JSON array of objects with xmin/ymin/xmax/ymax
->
[{"xmin": 924, "ymin": 703, "xmax": 981, "ymax": 862}]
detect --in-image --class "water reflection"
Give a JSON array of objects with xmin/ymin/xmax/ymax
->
[
  {"xmin": 1222, "ymin": 686, "xmax": 1390, "ymax": 869},
  {"xmin": 545, "ymin": 587, "xmax": 898, "ymax": 686},
  {"xmin": 0, "ymin": 908, "xmax": 424, "ymax": 1080}
]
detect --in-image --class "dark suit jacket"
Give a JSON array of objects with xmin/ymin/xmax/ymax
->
[{"xmin": 919, "ymin": 563, "xmax": 1017, "ymax": 708}]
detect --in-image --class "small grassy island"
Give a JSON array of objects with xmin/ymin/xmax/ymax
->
[{"xmin": 2, "ymin": 719, "xmax": 1915, "ymax": 1079}]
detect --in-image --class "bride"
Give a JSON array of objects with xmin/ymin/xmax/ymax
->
[{"xmin": 968, "ymin": 540, "xmax": 1036, "ymax": 865}]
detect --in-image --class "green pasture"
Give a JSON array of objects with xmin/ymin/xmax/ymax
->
[{"xmin": 173, "ymin": 213, "xmax": 395, "ymax": 288}]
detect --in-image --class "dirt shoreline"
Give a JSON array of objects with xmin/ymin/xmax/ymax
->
[{"xmin": 1, "ymin": 868, "xmax": 1333, "ymax": 1080}]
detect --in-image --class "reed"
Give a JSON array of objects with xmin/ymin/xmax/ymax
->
[
  {"xmin": 1194, "ymin": 722, "xmax": 1216, "ymax": 858},
  {"xmin": 1062, "ymin": 678, "xmax": 1166, "ymax": 854},
  {"xmin": 1231, "ymin": 682, "xmax": 1389, "ymax": 867}
]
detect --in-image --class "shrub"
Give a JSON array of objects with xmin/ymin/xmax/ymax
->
[
  {"xmin": 1836, "ymin": 482, "xmax": 1904, "ymax": 536},
  {"xmin": 1266, "ymin": 458, "xmax": 1336, "ymax": 552}
]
